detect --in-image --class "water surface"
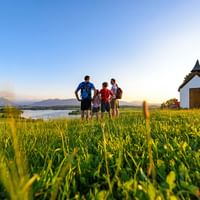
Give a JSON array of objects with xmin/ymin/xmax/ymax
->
[{"xmin": 21, "ymin": 110, "xmax": 80, "ymax": 120}]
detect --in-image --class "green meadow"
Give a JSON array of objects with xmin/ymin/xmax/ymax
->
[{"xmin": 0, "ymin": 109, "xmax": 200, "ymax": 200}]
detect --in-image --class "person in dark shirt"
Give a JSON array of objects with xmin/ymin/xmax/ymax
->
[{"xmin": 75, "ymin": 75, "xmax": 96, "ymax": 120}]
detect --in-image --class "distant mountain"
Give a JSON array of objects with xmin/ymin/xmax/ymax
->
[
  {"xmin": 120, "ymin": 100, "xmax": 142, "ymax": 106},
  {"xmin": 30, "ymin": 98, "xmax": 80, "ymax": 107},
  {"xmin": 14, "ymin": 100, "xmax": 38, "ymax": 106},
  {"xmin": 14, "ymin": 98, "xmax": 160, "ymax": 108},
  {"xmin": 0, "ymin": 97, "xmax": 14, "ymax": 106},
  {"xmin": 30, "ymin": 98, "xmax": 141, "ymax": 107},
  {"xmin": 120, "ymin": 100, "xmax": 160, "ymax": 107}
]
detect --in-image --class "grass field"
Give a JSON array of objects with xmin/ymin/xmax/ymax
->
[{"xmin": 0, "ymin": 108, "xmax": 200, "ymax": 199}]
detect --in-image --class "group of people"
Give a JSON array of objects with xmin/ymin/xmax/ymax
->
[{"xmin": 75, "ymin": 75, "xmax": 120, "ymax": 120}]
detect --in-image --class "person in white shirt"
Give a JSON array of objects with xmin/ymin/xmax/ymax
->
[{"xmin": 110, "ymin": 78, "xmax": 119, "ymax": 117}]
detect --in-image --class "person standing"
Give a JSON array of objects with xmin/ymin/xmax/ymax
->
[
  {"xmin": 100, "ymin": 82, "xmax": 113, "ymax": 119},
  {"xmin": 91, "ymin": 89, "xmax": 101, "ymax": 120},
  {"xmin": 75, "ymin": 75, "xmax": 96, "ymax": 120},
  {"xmin": 110, "ymin": 78, "xmax": 120, "ymax": 117}
]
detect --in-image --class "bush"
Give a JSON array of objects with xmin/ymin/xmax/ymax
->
[{"xmin": 0, "ymin": 106, "xmax": 23, "ymax": 118}]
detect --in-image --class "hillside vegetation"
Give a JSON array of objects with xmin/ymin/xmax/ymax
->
[{"xmin": 0, "ymin": 109, "xmax": 199, "ymax": 199}]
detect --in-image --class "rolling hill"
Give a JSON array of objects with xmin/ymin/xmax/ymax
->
[
  {"xmin": 30, "ymin": 98, "xmax": 80, "ymax": 107},
  {"xmin": 1, "ymin": 97, "xmax": 159, "ymax": 108},
  {"xmin": 0, "ymin": 97, "xmax": 14, "ymax": 106}
]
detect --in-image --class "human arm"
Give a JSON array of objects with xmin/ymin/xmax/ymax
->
[
  {"xmin": 75, "ymin": 90, "xmax": 81, "ymax": 101},
  {"xmin": 109, "ymin": 90, "xmax": 114, "ymax": 100},
  {"xmin": 92, "ymin": 84, "xmax": 96, "ymax": 97},
  {"xmin": 75, "ymin": 83, "xmax": 82, "ymax": 101}
]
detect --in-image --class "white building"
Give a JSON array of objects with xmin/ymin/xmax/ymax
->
[{"xmin": 178, "ymin": 60, "xmax": 200, "ymax": 108}]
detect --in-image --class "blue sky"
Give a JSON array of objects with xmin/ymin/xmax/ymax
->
[{"xmin": 0, "ymin": 0, "xmax": 200, "ymax": 103}]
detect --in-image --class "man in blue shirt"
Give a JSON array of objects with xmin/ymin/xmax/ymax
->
[{"xmin": 75, "ymin": 75, "xmax": 96, "ymax": 120}]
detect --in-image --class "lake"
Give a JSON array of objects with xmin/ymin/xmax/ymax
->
[{"xmin": 21, "ymin": 110, "xmax": 80, "ymax": 120}]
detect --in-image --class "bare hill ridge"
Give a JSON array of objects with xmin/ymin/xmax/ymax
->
[
  {"xmin": 0, "ymin": 97, "xmax": 160, "ymax": 107},
  {"xmin": 0, "ymin": 97, "xmax": 14, "ymax": 106}
]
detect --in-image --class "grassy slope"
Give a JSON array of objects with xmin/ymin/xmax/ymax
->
[{"xmin": 0, "ymin": 109, "xmax": 200, "ymax": 199}]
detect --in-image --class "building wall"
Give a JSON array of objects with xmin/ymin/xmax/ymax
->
[{"xmin": 180, "ymin": 75, "xmax": 200, "ymax": 108}]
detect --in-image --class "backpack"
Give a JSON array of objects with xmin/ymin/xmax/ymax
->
[{"xmin": 116, "ymin": 87, "xmax": 123, "ymax": 99}]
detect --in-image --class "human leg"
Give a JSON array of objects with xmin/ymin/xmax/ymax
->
[
  {"xmin": 93, "ymin": 107, "xmax": 99, "ymax": 120},
  {"xmin": 85, "ymin": 110, "xmax": 91, "ymax": 120},
  {"xmin": 81, "ymin": 110, "xmax": 85, "ymax": 119},
  {"xmin": 115, "ymin": 100, "xmax": 119, "ymax": 117},
  {"xmin": 101, "ymin": 102, "xmax": 106, "ymax": 119},
  {"xmin": 81, "ymin": 98, "xmax": 91, "ymax": 120},
  {"xmin": 106, "ymin": 102, "xmax": 111, "ymax": 118},
  {"xmin": 81, "ymin": 100, "xmax": 86, "ymax": 120},
  {"xmin": 96, "ymin": 112, "xmax": 99, "ymax": 120},
  {"xmin": 111, "ymin": 99, "xmax": 119, "ymax": 117}
]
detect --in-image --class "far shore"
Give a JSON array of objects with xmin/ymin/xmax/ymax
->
[{"xmin": 18, "ymin": 105, "xmax": 80, "ymax": 110}]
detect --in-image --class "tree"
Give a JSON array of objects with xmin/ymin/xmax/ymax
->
[
  {"xmin": 161, "ymin": 98, "xmax": 180, "ymax": 109},
  {"xmin": 1, "ymin": 106, "xmax": 23, "ymax": 118}
]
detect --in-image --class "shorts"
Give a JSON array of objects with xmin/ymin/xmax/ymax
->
[
  {"xmin": 101, "ymin": 102, "xmax": 110, "ymax": 112},
  {"xmin": 110, "ymin": 99, "xmax": 119, "ymax": 109},
  {"xmin": 92, "ymin": 106, "xmax": 100, "ymax": 113},
  {"xmin": 81, "ymin": 98, "xmax": 91, "ymax": 111}
]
